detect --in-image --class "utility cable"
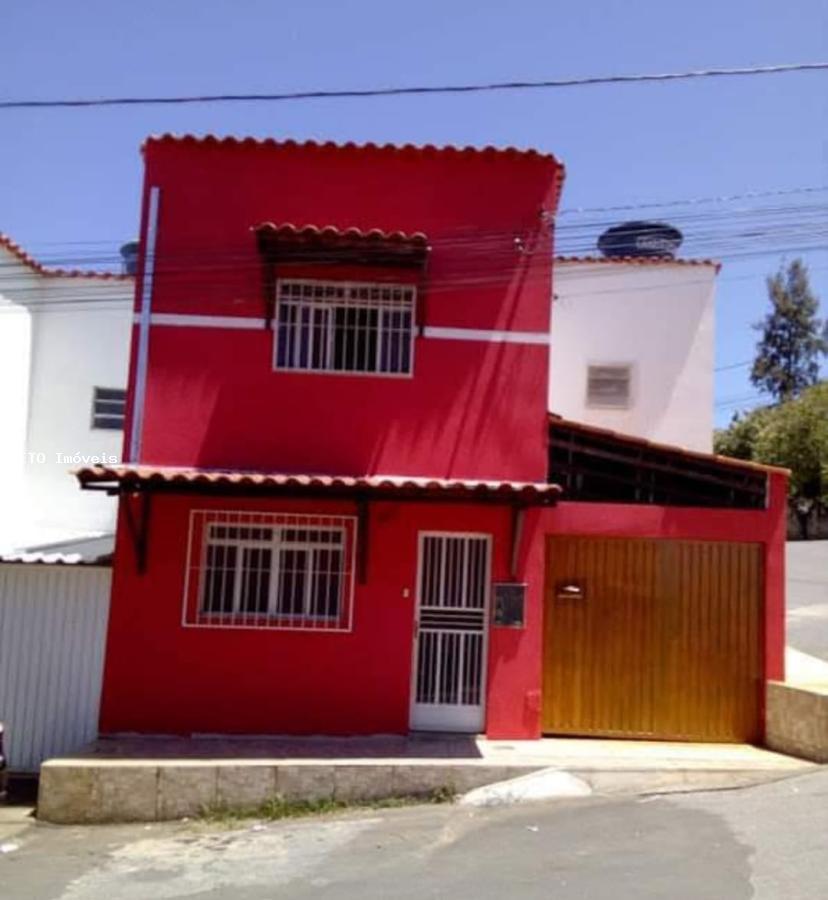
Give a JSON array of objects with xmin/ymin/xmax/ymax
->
[{"xmin": 2, "ymin": 62, "xmax": 827, "ymax": 111}]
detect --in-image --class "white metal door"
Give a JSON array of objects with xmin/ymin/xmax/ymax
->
[{"xmin": 410, "ymin": 533, "xmax": 491, "ymax": 732}]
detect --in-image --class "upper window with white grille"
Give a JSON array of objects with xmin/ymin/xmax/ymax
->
[
  {"xmin": 274, "ymin": 279, "xmax": 415, "ymax": 376},
  {"xmin": 91, "ymin": 387, "xmax": 127, "ymax": 430},
  {"xmin": 586, "ymin": 365, "xmax": 632, "ymax": 409},
  {"xmin": 184, "ymin": 511, "xmax": 356, "ymax": 632}
]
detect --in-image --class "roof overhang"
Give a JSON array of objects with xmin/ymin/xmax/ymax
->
[
  {"xmin": 254, "ymin": 222, "xmax": 430, "ymax": 270},
  {"xmin": 554, "ymin": 255, "xmax": 721, "ymax": 273},
  {"xmin": 549, "ymin": 414, "xmax": 788, "ymax": 477},
  {"xmin": 77, "ymin": 466, "xmax": 562, "ymax": 506}
]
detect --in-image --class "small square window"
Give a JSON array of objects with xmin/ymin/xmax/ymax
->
[
  {"xmin": 91, "ymin": 387, "xmax": 127, "ymax": 429},
  {"xmin": 586, "ymin": 365, "xmax": 632, "ymax": 409}
]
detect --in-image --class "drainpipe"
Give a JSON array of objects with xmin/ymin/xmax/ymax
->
[{"xmin": 128, "ymin": 186, "xmax": 160, "ymax": 463}]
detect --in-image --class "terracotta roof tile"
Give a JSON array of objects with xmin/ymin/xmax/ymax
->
[
  {"xmin": 76, "ymin": 465, "xmax": 562, "ymax": 502},
  {"xmin": 142, "ymin": 134, "xmax": 567, "ymax": 219},
  {"xmin": 555, "ymin": 255, "xmax": 721, "ymax": 272},
  {"xmin": 0, "ymin": 551, "xmax": 111, "ymax": 566},
  {"xmin": 254, "ymin": 222, "xmax": 429, "ymax": 246},
  {"xmin": 142, "ymin": 132, "xmax": 563, "ymax": 166},
  {"xmin": 0, "ymin": 233, "xmax": 132, "ymax": 281}
]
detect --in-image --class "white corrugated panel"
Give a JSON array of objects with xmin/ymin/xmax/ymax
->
[{"xmin": 0, "ymin": 564, "xmax": 111, "ymax": 772}]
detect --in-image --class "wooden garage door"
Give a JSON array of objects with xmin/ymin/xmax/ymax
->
[{"xmin": 543, "ymin": 536, "xmax": 763, "ymax": 742}]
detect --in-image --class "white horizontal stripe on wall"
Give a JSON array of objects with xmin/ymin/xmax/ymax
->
[
  {"xmin": 135, "ymin": 313, "xmax": 267, "ymax": 330},
  {"xmin": 136, "ymin": 314, "xmax": 549, "ymax": 344},
  {"xmin": 422, "ymin": 326, "xmax": 549, "ymax": 345}
]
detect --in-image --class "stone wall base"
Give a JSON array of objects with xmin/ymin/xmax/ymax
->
[
  {"xmin": 37, "ymin": 761, "xmax": 542, "ymax": 824},
  {"xmin": 766, "ymin": 681, "xmax": 828, "ymax": 763}
]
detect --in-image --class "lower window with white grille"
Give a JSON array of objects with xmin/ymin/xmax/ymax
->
[{"xmin": 183, "ymin": 511, "xmax": 357, "ymax": 631}]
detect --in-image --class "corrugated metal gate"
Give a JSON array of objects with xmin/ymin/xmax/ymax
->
[
  {"xmin": 0, "ymin": 564, "xmax": 111, "ymax": 772},
  {"xmin": 543, "ymin": 536, "xmax": 763, "ymax": 743}
]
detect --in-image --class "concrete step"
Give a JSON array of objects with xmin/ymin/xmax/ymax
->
[{"xmin": 37, "ymin": 743, "xmax": 816, "ymax": 824}]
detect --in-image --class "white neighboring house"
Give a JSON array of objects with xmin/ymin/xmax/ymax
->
[
  {"xmin": 0, "ymin": 234, "xmax": 134, "ymax": 557},
  {"xmin": 549, "ymin": 256, "xmax": 718, "ymax": 453}
]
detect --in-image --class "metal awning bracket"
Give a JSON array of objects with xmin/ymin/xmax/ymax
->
[{"xmin": 123, "ymin": 488, "xmax": 152, "ymax": 575}]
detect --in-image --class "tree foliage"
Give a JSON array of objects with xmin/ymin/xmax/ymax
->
[
  {"xmin": 753, "ymin": 382, "xmax": 828, "ymax": 504},
  {"xmin": 713, "ymin": 407, "xmax": 771, "ymax": 461},
  {"xmin": 715, "ymin": 382, "xmax": 828, "ymax": 507},
  {"xmin": 750, "ymin": 259, "xmax": 827, "ymax": 402}
]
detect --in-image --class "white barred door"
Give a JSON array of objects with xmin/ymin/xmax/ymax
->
[{"xmin": 410, "ymin": 533, "xmax": 491, "ymax": 732}]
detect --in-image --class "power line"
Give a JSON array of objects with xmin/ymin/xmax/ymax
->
[
  {"xmin": 2, "ymin": 62, "xmax": 827, "ymax": 111},
  {"xmin": 3, "ymin": 197, "xmax": 826, "ymax": 270},
  {"xmin": 558, "ymin": 185, "xmax": 828, "ymax": 216},
  {"xmin": 715, "ymin": 397, "xmax": 765, "ymax": 409}
]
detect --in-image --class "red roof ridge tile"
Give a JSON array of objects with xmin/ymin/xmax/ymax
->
[
  {"xmin": 0, "ymin": 233, "xmax": 133, "ymax": 281},
  {"xmin": 555, "ymin": 254, "xmax": 721, "ymax": 272},
  {"xmin": 254, "ymin": 222, "xmax": 429, "ymax": 244},
  {"xmin": 141, "ymin": 132, "xmax": 564, "ymax": 168}
]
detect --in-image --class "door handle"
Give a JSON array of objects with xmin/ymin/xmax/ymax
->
[{"xmin": 555, "ymin": 581, "xmax": 586, "ymax": 601}]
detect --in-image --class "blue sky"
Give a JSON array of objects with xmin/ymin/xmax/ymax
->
[{"xmin": 3, "ymin": 0, "xmax": 827, "ymax": 426}]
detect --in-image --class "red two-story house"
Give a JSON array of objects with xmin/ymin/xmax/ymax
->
[{"xmin": 80, "ymin": 135, "xmax": 787, "ymax": 744}]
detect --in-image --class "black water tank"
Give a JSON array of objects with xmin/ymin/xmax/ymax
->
[
  {"xmin": 597, "ymin": 221, "xmax": 683, "ymax": 259},
  {"xmin": 120, "ymin": 240, "xmax": 140, "ymax": 276}
]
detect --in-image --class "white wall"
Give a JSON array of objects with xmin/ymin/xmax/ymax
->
[
  {"xmin": 0, "ymin": 277, "xmax": 33, "ymax": 551},
  {"xmin": 549, "ymin": 260, "xmax": 717, "ymax": 452},
  {"xmin": 0, "ymin": 247, "xmax": 133, "ymax": 551}
]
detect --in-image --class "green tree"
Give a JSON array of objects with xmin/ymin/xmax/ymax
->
[
  {"xmin": 753, "ymin": 382, "xmax": 828, "ymax": 504},
  {"xmin": 714, "ymin": 382, "xmax": 828, "ymax": 538},
  {"xmin": 751, "ymin": 259, "xmax": 827, "ymax": 402},
  {"xmin": 713, "ymin": 406, "xmax": 771, "ymax": 461}
]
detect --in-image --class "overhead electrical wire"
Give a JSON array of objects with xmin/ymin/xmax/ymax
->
[
  {"xmin": 0, "ymin": 243, "xmax": 825, "ymax": 306},
  {"xmin": 557, "ymin": 185, "xmax": 828, "ymax": 215},
  {"xmin": 2, "ymin": 197, "xmax": 825, "ymax": 272},
  {"xmin": 2, "ymin": 62, "xmax": 827, "ymax": 111}
]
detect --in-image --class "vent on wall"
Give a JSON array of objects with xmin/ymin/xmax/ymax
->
[
  {"xmin": 91, "ymin": 387, "xmax": 127, "ymax": 430},
  {"xmin": 586, "ymin": 365, "xmax": 631, "ymax": 409}
]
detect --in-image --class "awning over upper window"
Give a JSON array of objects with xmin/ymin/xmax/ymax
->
[{"xmin": 254, "ymin": 222, "xmax": 430, "ymax": 269}]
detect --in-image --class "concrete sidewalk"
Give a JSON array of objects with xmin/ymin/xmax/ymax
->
[{"xmin": 37, "ymin": 735, "xmax": 814, "ymax": 824}]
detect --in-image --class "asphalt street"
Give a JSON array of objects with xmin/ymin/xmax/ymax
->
[
  {"xmin": 1, "ymin": 768, "xmax": 827, "ymax": 899},
  {"xmin": 786, "ymin": 540, "xmax": 828, "ymax": 662}
]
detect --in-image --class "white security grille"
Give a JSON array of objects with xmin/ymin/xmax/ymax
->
[
  {"xmin": 274, "ymin": 279, "xmax": 415, "ymax": 375},
  {"xmin": 183, "ymin": 511, "xmax": 357, "ymax": 631},
  {"xmin": 411, "ymin": 534, "xmax": 491, "ymax": 731}
]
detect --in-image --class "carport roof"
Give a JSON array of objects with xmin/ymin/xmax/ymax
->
[{"xmin": 549, "ymin": 415, "xmax": 789, "ymax": 476}]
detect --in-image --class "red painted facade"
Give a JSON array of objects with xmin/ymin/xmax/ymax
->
[
  {"xmin": 98, "ymin": 135, "xmax": 787, "ymax": 743},
  {"xmin": 126, "ymin": 137, "xmax": 562, "ymax": 481},
  {"xmin": 100, "ymin": 475, "xmax": 786, "ymax": 739}
]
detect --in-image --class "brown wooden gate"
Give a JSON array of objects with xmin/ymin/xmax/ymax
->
[{"xmin": 543, "ymin": 536, "xmax": 763, "ymax": 742}]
